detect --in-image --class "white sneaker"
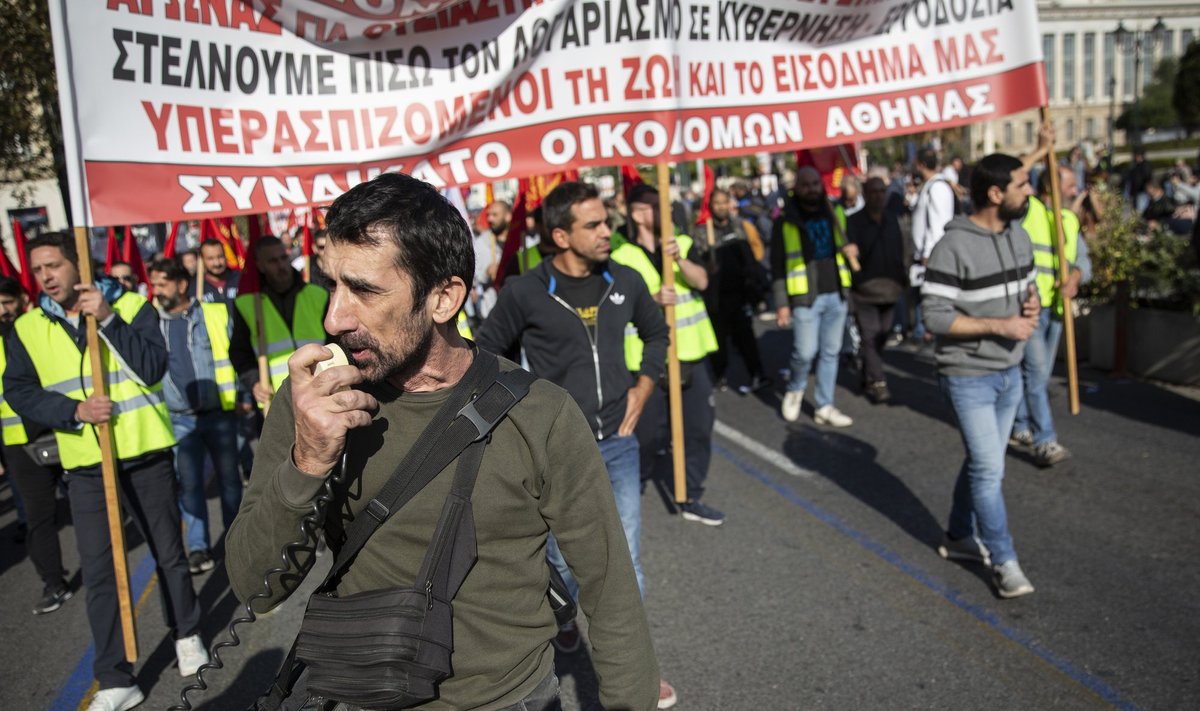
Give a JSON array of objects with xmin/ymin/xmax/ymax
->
[
  {"xmin": 781, "ymin": 391, "xmax": 803, "ymax": 422},
  {"xmin": 814, "ymin": 405, "xmax": 853, "ymax": 427},
  {"xmin": 175, "ymin": 633, "xmax": 209, "ymax": 677},
  {"xmin": 86, "ymin": 686, "xmax": 144, "ymax": 711},
  {"xmin": 993, "ymin": 559, "xmax": 1035, "ymax": 599}
]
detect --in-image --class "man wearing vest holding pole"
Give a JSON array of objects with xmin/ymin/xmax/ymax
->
[
  {"xmin": 772, "ymin": 166, "xmax": 856, "ymax": 427},
  {"xmin": 1010, "ymin": 164, "xmax": 1081, "ymax": 467},
  {"xmin": 149, "ymin": 258, "xmax": 243, "ymax": 575},
  {"xmin": 230, "ymin": 236, "xmax": 329, "ymax": 410},
  {"xmin": 3, "ymin": 233, "xmax": 206, "ymax": 711},
  {"xmin": 614, "ymin": 183, "xmax": 725, "ymax": 527}
]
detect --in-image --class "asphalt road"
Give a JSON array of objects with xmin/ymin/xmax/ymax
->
[{"xmin": 1, "ymin": 330, "xmax": 1198, "ymax": 711}]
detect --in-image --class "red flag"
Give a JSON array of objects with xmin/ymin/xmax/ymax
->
[
  {"xmin": 121, "ymin": 226, "xmax": 152, "ymax": 294},
  {"xmin": 238, "ymin": 226, "xmax": 262, "ymax": 295},
  {"xmin": 620, "ymin": 165, "xmax": 644, "ymax": 200},
  {"xmin": 493, "ymin": 169, "xmax": 578, "ymax": 289},
  {"xmin": 0, "ymin": 234, "xmax": 19, "ymax": 280},
  {"xmin": 10, "ymin": 220, "xmax": 37, "ymax": 298},
  {"xmin": 694, "ymin": 163, "xmax": 717, "ymax": 226},
  {"xmin": 247, "ymin": 213, "xmax": 264, "ymax": 242},
  {"xmin": 796, "ymin": 144, "xmax": 862, "ymax": 198},
  {"xmin": 163, "ymin": 221, "xmax": 182, "ymax": 258},
  {"xmin": 105, "ymin": 226, "xmax": 120, "ymax": 272}
]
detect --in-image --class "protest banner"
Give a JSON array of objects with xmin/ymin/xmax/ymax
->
[{"xmin": 50, "ymin": 0, "xmax": 1045, "ymax": 226}]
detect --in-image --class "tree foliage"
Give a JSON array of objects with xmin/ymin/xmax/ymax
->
[
  {"xmin": 1116, "ymin": 57, "xmax": 1178, "ymax": 134},
  {"xmin": 1175, "ymin": 40, "xmax": 1200, "ymax": 137},
  {"xmin": 0, "ymin": 0, "xmax": 63, "ymax": 194}
]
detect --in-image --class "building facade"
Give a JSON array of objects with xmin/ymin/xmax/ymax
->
[{"xmin": 970, "ymin": 0, "xmax": 1200, "ymax": 159}]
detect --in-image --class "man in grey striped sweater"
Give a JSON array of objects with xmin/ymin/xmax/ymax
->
[{"xmin": 921, "ymin": 153, "xmax": 1041, "ymax": 599}]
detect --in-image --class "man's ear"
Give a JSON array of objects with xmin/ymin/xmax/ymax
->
[
  {"xmin": 550, "ymin": 227, "xmax": 571, "ymax": 251},
  {"xmin": 428, "ymin": 276, "xmax": 468, "ymax": 325},
  {"xmin": 987, "ymin": 184, "xmax": 1005, "ymax": 208}
]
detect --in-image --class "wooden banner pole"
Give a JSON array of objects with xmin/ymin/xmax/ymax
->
[
  {"xmin": 254, "ymin": 292, "xmax": 273, "ymax": 417},
  {"xmin": 656, "ymin": 164, "xmax": 687, "ymax": 504},
  {"xmin": 73, "ymin": 227, "xmax": 138, "ymax": 663},
  {"xmin": 1039, "ymin": 107, "xmax": 1081, "ymax": 415}
]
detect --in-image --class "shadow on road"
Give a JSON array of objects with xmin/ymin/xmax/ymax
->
[{"xmin": 1073, "ymin": 366, "xmax": 1200, "ymax": 437}]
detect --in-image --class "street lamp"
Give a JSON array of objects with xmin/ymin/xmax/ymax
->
[{"xmin": 1114, "ymin": 16, "xmax": 1168, "ymax": 147}]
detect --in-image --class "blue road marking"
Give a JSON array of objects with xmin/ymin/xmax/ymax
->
[
  {"xmin": 50, "ymin": 550, "xmax": 158, "ymax": 711},
  {"xmin": 715, "ymin": 442, "xmax": 1140, "ymax": 711}
]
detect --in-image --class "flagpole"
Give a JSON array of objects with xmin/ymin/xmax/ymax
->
[
  {"xmin": 73, "ymin": 226, "xmax": 138, "ymax": 663},
  {"xmin": 254, "ymin": 293, "xmax": 272, "ymax": 417},
  {"xmin": 656, "ymin": 164, "xmax": 687, "ymax": 504},
  {"xmin": 195, "ymin": 224, "xmax": 207, "ymax": 302},
  {"xmin": 1040, "ymin": 107, "xmax": 1080, "ymax": 415}
]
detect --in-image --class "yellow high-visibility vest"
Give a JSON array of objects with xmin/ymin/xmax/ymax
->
[
  {"xmin": 611, "ymin": 232, "xmax": 717, "ymax": 370},
  {"xmin": 14, "ymin": 293, "xmax": 175, "ymax": 470},
  {"xmin": 782, "ymin": 206, "xmax": 851, "ymax": 296},
  {"xmin": 0, "ymin": 341, "xmax": 29, "ymax": 447},
  {"xmin": 1022, "ymin": 196, "xmax": 1079, "ymax": 316},
  {"xmin": 199, "ymin": 302, "xmax": 237, "ymax": 411},
  {"xmin": 234, "ymin": 285, "xmax": 328, "ymax": 393}
]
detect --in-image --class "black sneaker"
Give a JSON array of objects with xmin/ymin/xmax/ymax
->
[
  {"xmin": 33, "ymin": 580, "xmax": 73, "ymax": 615},
  {"xmin": 187, "ymin": 550, "xmax": 215, "ymax": 575},
  {"xmin": 866, "ymin": 382, "xmax": 891, "ymax": 404},
  {"xmin": 679, "ymin": 500, "xmax": 725, "ymax": 526},
  {"xmin": 737, "ymin": 375, "xmax": 771, "ymax": 395}
]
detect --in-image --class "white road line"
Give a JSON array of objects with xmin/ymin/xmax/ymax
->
[{"xmin": 714, "ymin": 419, "xmax": 815, "ymax": 479}]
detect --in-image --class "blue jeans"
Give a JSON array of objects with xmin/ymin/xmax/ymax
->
[
  {"xmin": 547, "ymin": 434, "xmax": 644, "ymax": 600},
  {"xmin": 1014, "ymin": 308, "xmax": 1062, "ymax": 445},
  {"xmin": 787, "ymin": 292, "xmax": 848, "ymax": 408},
  {"xmin": 940, "ymin": 366, "xmax": 1023, "ymax": 566},
  {"xmin": 172, "ymin": 410, "xmax": 242, "ymax": 553}
]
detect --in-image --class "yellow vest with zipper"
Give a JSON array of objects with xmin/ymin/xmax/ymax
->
[
  {"xmin": 199, "ymin": 302, "xmax": 237, "ymax": 411},
  {"xmin": 13, "ymin": 293, "xmax": 175, "ymax": 470},
  {"xmin": 611, "ymin": 232, "xmax": 717, "ymax": 371},
  {"xmin": 234, "ymin": 285, "xmax": 328, "ymax": 392},
  {"xmin": 1022, "ymin": 196, "xmax": 1079, "ymax": 317},
  {"xmin": 0, "ymin": 342, "xmax": 29, "ymax": 446},
  {"xmin": 782, "ymin": 207, "xmax": 852, "ymax": 296}
]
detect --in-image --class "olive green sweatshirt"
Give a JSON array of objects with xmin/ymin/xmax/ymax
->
[{"xmin": 225, "ymin": 361, "xmax": 659, "ymax": 711}]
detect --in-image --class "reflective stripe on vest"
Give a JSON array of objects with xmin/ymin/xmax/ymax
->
[
  {"xmin": 1021, "ymin": 196, "xmax": 1079, "ymax": 316},
  {"xmin": 782, "ymin": 211, "xmax": 852, "ymax": 297},
  {"xmin": 13, "ymin": 293, "xmax": 175, "ymax": 469},
  {"xmin": 200, "ymin": 302, "xmax": 237, "ymax": 411},
  {"xmin": 234, "ymin": 286, "xmax": 329, "ymax": 393},
  {"xmin": 456, "ymin": 311, "xmax": 473, "ymax": 340},
  {"xmin": 517, "ymin": 246, "xmax": 542, "ymax": 274},
  {"xmin": 610, "ymin": 233, "xmax": 717, "ymax": 371},
  {"xmin": 0, "ymin": 345, "xmax": 29, "ymax": 446}
]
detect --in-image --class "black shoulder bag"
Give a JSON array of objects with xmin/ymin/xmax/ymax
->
[{"xmin": 252, "ymin": 353, "xmax": 565, "ymax": 711}]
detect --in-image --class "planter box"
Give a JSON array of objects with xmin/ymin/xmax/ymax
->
[{"xmin": 1079, "ymin": 305, "xmax": 1200, "ymax": 386}]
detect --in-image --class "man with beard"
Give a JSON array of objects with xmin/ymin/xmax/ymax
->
[
  {"xmin": 469, "ymin": 200, "xmax": 513, "ymax": 322},
  {"xmin": 4, "ymin": 233, "xmax": 207, "ymax": 711},
  {"xmin": 225, "ymin": 173, "xmax": 659, "ymax": 711},
  {"xmin": 921, "ymin": 153, "xmax": 1040, "ymax": 599},
  {"xmin": 0, "ymin": 275, "xmax": 73, "ymax": 615},
  {"xmin": 148, "ymin": 257, "xmax": 242, "ymax": 574},
  {"xmin": 229, "ymin": 236, "xmax": 328, "ymax": 409},
  {"xmin": 198, "ymin": 238, "xmax": 241, "ymax": 304},
  {"xmin": 771, "ymin": 166, "xmax": 855, "ymax": 427}
]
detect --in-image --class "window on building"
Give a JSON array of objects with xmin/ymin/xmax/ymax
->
[
  {"xmin": 1086, "ymin": 117, "xmax": 1097, "ymax": 139},
  {"xmin": 1123, "ymin": 44, "xmax": 1135, "ymax": 98},
  {"xmin": 1183, "ymin": 30, "xmax": 1195, "ymax": 49},
  {"xmin": 1044, "ymin": 34, "xmax": 1056, "ymax": 99},
  {"xmin": 1063, "ymin": 33, "xmax": 1076, "ymax": 100},
  {"xmin": 1143, "ymin": 44, "xmax": 1154, "ymax": 88},
  {"xmin": 1083, "ymin": 33, "xmax": 1096, "ymax": 99},
  {"xmin": 1163, "ymin": 31, "xmax": 1174, "ymax": 59},
  {"xmin": 1066, "ymin": 118, "xmax": 1075, "ymax": 142},
  {"xmin": 1025, "ymin": 121, "xmax": 1035, "ymax": 146},
  {"xmin": 1103, "ymin": 33, "xmax": 1115, "ymax": 98},
  {"xmin": 1004, "ymin": 122, "xmax": 1014, "ymax": 146}
]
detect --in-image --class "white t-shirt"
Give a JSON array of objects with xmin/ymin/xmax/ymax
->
[{"xmin": 912, "ymin": 177, "xmax": 956, "ymax": 261}]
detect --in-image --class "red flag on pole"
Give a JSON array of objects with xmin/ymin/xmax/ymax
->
[
  {"xmin": 163, "ymin": 221, "xmax": 182, "ymax": 258},
  {"xmin": 694, "ymin": 163, "xmax": 717, "ymax": 226},
  {"xmin": 238, "ymin": 227, "xmax": 262, "ymax": 295},
  {"xmin": 796, "ymin": 144, "xmax": 862, "ymax": 198},
  {"xmin": 620, "ymin": 165, "xmax": 645, "ymax": 200},
  {"xmin": 493, "ymin": 169, "xmax": 579, "ymax": 289},
  {"xmin": 10, "ymin": 220, "xmax": 37, "ymax": 298},
  {"xmin": 105, "ymin": 226, "xmax": 120, "ymax": 272},
  {"xmin": 121, "ymin": 226, "xmax": 152, "ymax": 293},
  {"xmin": 0, "ymin": 236, "xmax": 20, "ymax": 279}
]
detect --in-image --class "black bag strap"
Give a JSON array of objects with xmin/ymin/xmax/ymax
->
[{"xmin": 321, "ymin": 354, "xmax": 535, "ymax": 591}]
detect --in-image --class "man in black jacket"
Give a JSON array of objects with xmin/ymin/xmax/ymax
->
[{"xmin": 477, "ymin": 181, "xmax": 676, "ymax": 707}]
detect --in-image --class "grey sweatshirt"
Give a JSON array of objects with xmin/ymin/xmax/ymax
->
[{"xmin": 921, "ymin": 215, "xmax": 1037, "ymax": 376}]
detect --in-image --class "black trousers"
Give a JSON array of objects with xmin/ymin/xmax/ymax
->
[
  {"xmin": 68, "ymin": 451, "xmax": 201, "ymax": 689},
  {"xmin": 708, "ymin": 292, "xmax": 765, "ymax": 383},
  {"xmin": 3, "ymin": 443, "xmax": 67, "ymax": 587},
  {"xmin": 854, "ymin": 301, "xmax": 897, "ymax": 385},
  {"xmin": 634, "ymin": 359, "xmax": 715, "ymax": 502}
]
